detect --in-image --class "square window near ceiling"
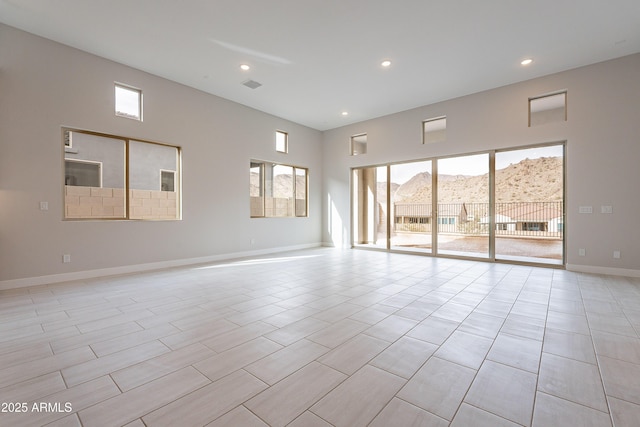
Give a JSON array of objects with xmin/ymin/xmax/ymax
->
[
  {"xmin": 529, "ymin": 91, "xmax": 566, "ymax": 126},
  {"xmin": 423, "ymin": 116, "xmax": 446, "ymax": 144},
  {"xmin": 115, "ymin": 83, "xmax": 142, "ymax": 121},
  {"xmin": 276, "ymin": 130, "xmax": 288, "ymax": 153},
  {"xmin": 350, "ymin": 134, "xmax": 367, "ymax": 155}
]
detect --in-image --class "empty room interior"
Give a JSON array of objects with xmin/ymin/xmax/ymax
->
[{"xmin": 2, "ymin": 1, "xmax": 640, "ymax": 426}]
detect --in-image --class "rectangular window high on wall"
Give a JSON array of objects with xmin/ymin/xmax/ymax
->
[
  {"xmin": 250, "ymin": 160, "xmax": 308, "ymax": 218},
  {"xmin": 63, "ymin": 128, "xmax": 180, "ymax": 220},
  {"xmin": 276, "ymin": 130, "xmax": 288, "ymax": 153},
  {"xmin": 423, "ymin": 116, "xmax": 446, "ymax": 144},
  {"xmin": 115, "ymin": 83, "xmax": 142, "ymax": 121},
  {"xmin": 350, "ymin": 134, "xmax": 367, "ymax": 155},
  {"xmin": 529, "ymin": 91, "xmax": 566, "ymax": 126}
]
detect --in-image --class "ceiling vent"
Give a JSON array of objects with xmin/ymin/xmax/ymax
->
[{"xmin": 242, "ymin": 79, "xmax": 262, "ymax": 89}]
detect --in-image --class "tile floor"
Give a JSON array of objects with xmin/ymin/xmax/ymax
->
[{"xmin": 1, "ymin": 248, "xmax": 640, "ymax": 426}]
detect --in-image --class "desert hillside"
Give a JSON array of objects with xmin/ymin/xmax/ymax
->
[
  {"xmin": 250, "ymin": 173, "xmax": 305, "ymax": 197},
  {"xmin": 389, "ymin": 157, "xmax": 562, "ymax": 203}
]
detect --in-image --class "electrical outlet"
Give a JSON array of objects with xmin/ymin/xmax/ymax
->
[
  {"xmin": 613, "ymin": 250, "xmax": 621, "ymax": 259},
  {"xmin": 250, "ymin": 238, "xmax": 256, "ymax": 245},
  {"xmin": 62, "ymin": 254, "xmax": 71, "ymax": 263},
  {"xmin": 601, "ymin": 205, "xmax": 613, "ymax": 214},
  {"xmin": 40, "ymin": 201, "xmax": 49, "ymax": 211},
  {"xmin": 578, "ymin": 206, "xmax": 593, "ymax": 214},
  {"xmin": 578, "ymin": 248, "xmax": 586, "ymax": 256}
]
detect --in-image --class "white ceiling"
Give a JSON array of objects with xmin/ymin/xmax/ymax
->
[{"xmin": 1, "ymin": 0, "xmax": 639, "ymax": 130}]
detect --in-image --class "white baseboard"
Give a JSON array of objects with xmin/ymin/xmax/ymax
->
[
  {"xmin": 566, "ymin": 264, "xmax": 640, "ymax": 278},
  {"xmin": 0, "ymin": 243, "xmax": 322, "ymax": 291}
]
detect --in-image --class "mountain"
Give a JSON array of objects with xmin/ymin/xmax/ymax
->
[
  {"xmin": 386, "ymin": 157, "xmax": 562, "ymax": 204},
  {"xmin": 250, "ymin": 173, "xmax": 305, "ymax": 197}
]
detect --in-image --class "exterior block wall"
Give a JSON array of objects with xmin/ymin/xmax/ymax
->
[{"xmin": 64, "ymin": 186, "xmax": 177, "ymax": 219}]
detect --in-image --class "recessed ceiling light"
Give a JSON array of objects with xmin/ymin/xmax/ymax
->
[
  {"xmin": 520, "ymin": 58, "xmax": 533, "ymax": 66},
  {"xmin": 341, "ymin": 111, "xmax": 349, "ymax": 116},
  {"xmin": 240, "ymin": 64, "xmax": 250, "ymax": 71},
  {"xmin": 381, "ymin": 60, "xmax": 391, "ymax": 67}
]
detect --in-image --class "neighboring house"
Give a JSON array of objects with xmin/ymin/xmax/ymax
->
[
  {"xmin": 393, "ymin": 201, "xmax": 563, "ymax": 236},
  {"xmin": 393, "ymin": 203, "xmax": 470, "ymax": 232}
]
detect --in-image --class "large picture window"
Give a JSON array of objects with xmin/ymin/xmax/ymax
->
[
  {"xmin": 63, "ymin": 129, "xmax": 180, "ymax": 220},
  {"xmin": 250, "ymin": 160, "xmax": 308, "ymax": 217}
]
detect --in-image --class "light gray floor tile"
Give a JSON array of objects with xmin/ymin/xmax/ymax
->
[
  {"xmin": 370, "ymin": 336, "xmax": 437, "ymax": 378},
  {"xmin": 205, "ymin": 405, "xmax": 268, "ymax": 427},
  {"xmin": 532, "ymin": 392, "xmax": 612, "ymax": 427},
  {"xmin": 406, "ymin": 316, "xmax": 459, "ymax": 345},
  {"xmin": 538, "ymin": 352, "xmax": 608, "ymax": 412},
  {"xmin": 464, "ymin": 360, "xmax": 537, "ymax": 426},
  {"xmin": 318, "ymin": 333, "xmax": 388, "ymax": 375},
  {"xmin": 397, "ymin": 356, "xmax": 476, "ymax": 421},
  {"xmin": 369, "ymin": 397, "xmax": 449, "ymax": 427},
  {"xmin": 2, "ymin": 248, "xmax": 640, "ymax": 427},
  {"xmin": 142, "ymin": 369, "xmax": 267, "ymax": 426},
  {"xmin": 78, "ymin": 367, "xmax": 210, "ymax": 427},
  {"xmin": 245, "ymin": 338, "xmax": 329, "ymax": 384},
  {"xmin": 592, "ymin": 330, "xmax": 640, "ymax": 364},
  {"xmin": 311, "ymin": 365, "xmax": 406, "ymax": 427},
  {"xmin": 246, "ymin": 362, "xmax": 346, "ymax": 427},
  {"xmin": 542, "ymin": 327, "xmax": 597, "ymax": 364},
  {"xmin": 287, "ymin": 411, "xmax": 333, "ymax": 427},
  {"xmin": 608, "ymin": 396, "xmax": 640, "ymax": 427},
  {"xmin": 434, "ymin": 330, "xmax": 493, "ymax": 369},
  {"xmin": 488, "ymin": 332, "xmax": 542, "ymax": 373},
  {"xmin": 451, "ymin": 403, "xmax": 522, "ymax": 427},
  {"xmin": 599, "ymin": 355, "xmax": 640, "ymax": 405},
  {"xmin": 307, "ymin": 318, "xmax": 370, "ymax": 348},
  {"xmin": 193, "ymin": 337, "xmax": 282, "ymax": 382}
]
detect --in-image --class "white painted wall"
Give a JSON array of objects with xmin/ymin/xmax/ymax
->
[
  {"xmin": 322, "ymin": 53, "xmax": 640, "ymax": 276},
  {"xmin": 2, "ymin": 23, "xmax": 639, "ymax": 285},
  {"xmin": 0, "ymin": 24, "xmax": 323, "ymax": 285}
]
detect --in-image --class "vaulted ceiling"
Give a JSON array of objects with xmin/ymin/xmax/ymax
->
[{"xmin": 1, "ymin": 0, "xmax": 639, "ymax": 130}]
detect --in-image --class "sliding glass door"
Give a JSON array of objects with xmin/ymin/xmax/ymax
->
[
  {"xmin": 436, "ymin": 154, "xmax": 490, "ymax": 258},
  {"xmin": 351, "ymin": 143, "xmax": 564, "ymax": 266},
  {"xmin": 495, "ymin": 145, "xmax": 564, "ymax": 264},
  {"xmin": 390, "ymin": 161, "xmax": 433, "ymax": 253}
]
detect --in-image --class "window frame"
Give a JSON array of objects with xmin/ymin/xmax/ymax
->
[
  {"xmin": 528, "ymin": 91, "xmax": 567, "ymax": 127},
  {"xmin": 350, "ymin": 133, "xmax": 367, "ymax": 156},
  {"xmin": 115, "ymin": 82, "xmax": 143, "ymax": 121},
  {"xmin": 276, "ymin": 130, "xmax": 288, "ymax": 153},
  {"xmin": 62, "ymin": 127, "xmax": 181, "ymax": 221},
  {"xmin": 422, "ymin": 116, "xmax": 447, "ymax": 144},
  {"xmin": 250, "ymin": 159, "xmax": 309, "ymax": 218}
]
